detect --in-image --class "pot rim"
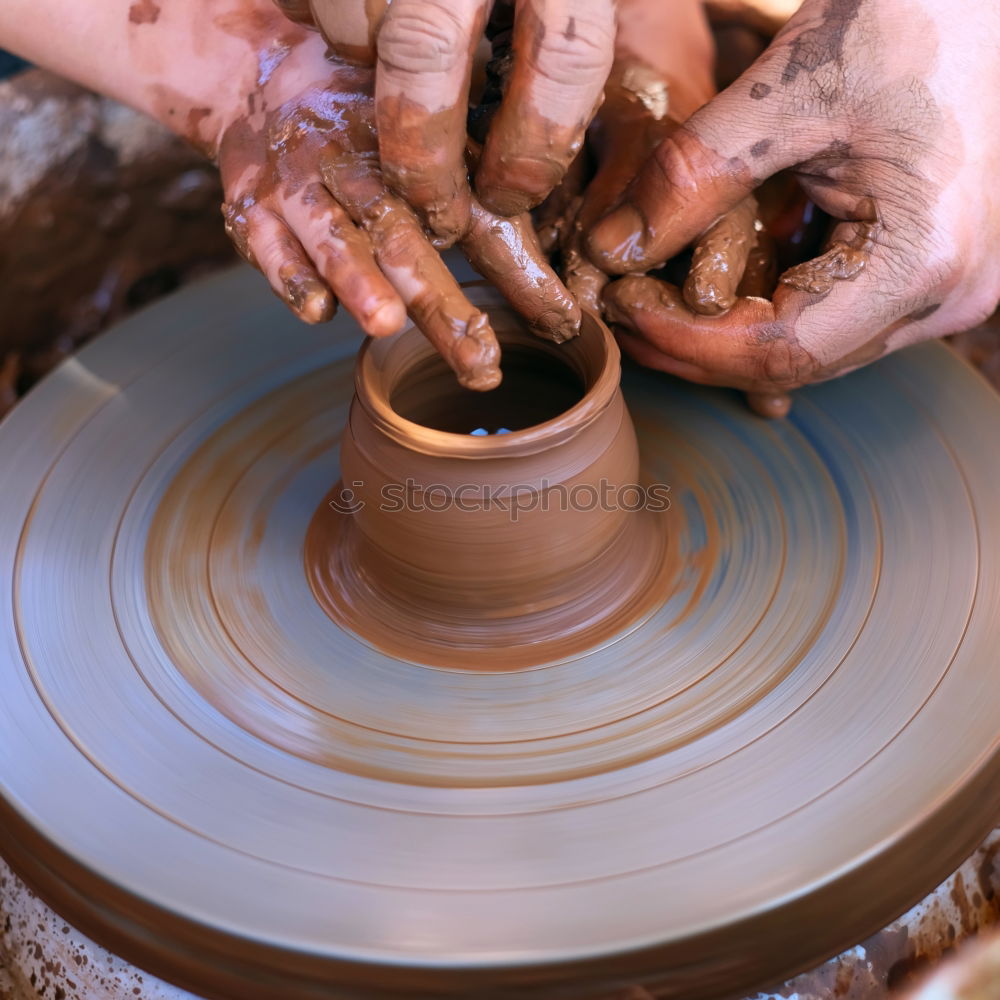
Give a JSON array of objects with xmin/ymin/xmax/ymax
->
[{"xmin": 354, "ymin": 288, "xmax": 622, "ymax": 459}]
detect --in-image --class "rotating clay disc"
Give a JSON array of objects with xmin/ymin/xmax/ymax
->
[{"xmin": 1, "ymin": 263, "xmax": 999, "ymax": 1000}]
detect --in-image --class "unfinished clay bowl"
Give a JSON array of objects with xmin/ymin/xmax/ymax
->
[{"xmin": 307, "ymin": 285, "xmax": 671, "ymax": 669}]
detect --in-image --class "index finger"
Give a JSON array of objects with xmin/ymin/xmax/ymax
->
[
  {"xmin": 475, "ymin": 0, "xmax": 615, "ymax": 217},
  {"xmin": 323, "ymin": 152, "xmax": 501, "ymax": 390}
]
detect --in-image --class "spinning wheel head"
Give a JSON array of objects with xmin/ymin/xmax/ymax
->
[{"xmin": 0, "ymin": 265, "xmax": 998, "ymax": 999}]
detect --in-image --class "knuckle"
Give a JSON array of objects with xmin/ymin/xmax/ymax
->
[
  {"xmin": 651, "ymin": 139, "xmax": 692, "ymax": 194},
  {"xmin": 221, "ymin": 195, "xmax": 261, "ymax": 264},
  {"xmin": 653, "ymin": 129, "xmax": 721, "ymax": 197},
  {"xmin": 378, "ymin": 4, "xmax": 470, "ymax": 76},
  {"xmin": 534, "ymin": 12, "xmax": 614, "ymax": 85},
  {"xmin": 370, "ymin": 202, "xmax": 422, "ymax": 257},
  {"xmin": 752, "ymin": 325, "xmax": 815, "ymax": 388}
]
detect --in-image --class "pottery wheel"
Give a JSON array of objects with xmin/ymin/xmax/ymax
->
[{"xmin": 1, "ymin": 263, "xmax": 999, "ymax": 1000}]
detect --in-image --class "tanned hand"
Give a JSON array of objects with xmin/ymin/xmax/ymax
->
[{"xmin": 588, "ymin": 0, "xmax": 1000, "ymax": 408}]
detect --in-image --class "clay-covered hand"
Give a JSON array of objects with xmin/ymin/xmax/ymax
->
[
  {"xmin": 0, "ymin": 0, "xmax": 578, "ymax": 388},
  {"xmin": 275, "ymin": 0, "xmax": 616, "ymax": 244},
  {"xmin": 217, "ymin": 23, "xmax": 578, "ymax": 391},
  {"xmin": 549, "ymin": 0, "xmax": 770, "ymax": 325},
  {"xmin": 588, "ymin": 0, "xmax": 1000, "ymax": 404}
]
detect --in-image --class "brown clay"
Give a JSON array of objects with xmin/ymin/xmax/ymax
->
[
  {"xmin": 532, "ymin": 151, "xmax": 589, "ymax": 255},
  {"xmin": 474, "ymin": 1, "xmax": 596, "ymax": 217},
  {"xmin": 557, "ymin": 59, "xmax": 679, "ymax": 314},
  {"xmin": 306, "ymin": 290, "xmax": 672, "ymax": 670},
  {"xmin": 375, "ymin": 0, "xmax": 486, "ymax": 246},
  {"xmin": 460, "ymin": 200, "xmax": 582, "ymax": 345},
  {"xmin": 737, "ymin": 221, "xmax": 779, "ymax": 298},
  {"xmin": 376, "ymin": 97, "xmax": 474, "ymax": 247},
  {"xmin": 780, "ymin": 218, "xmax": 878, "ymax": 295},
  {"xmin": 683, "ymin": 195, "xmax": 760, "ymax": 315}
]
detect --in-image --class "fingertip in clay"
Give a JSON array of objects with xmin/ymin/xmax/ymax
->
[
  {"xmin": 458, "ymin": 365, "xmax": 503, "ymax": 391},
  {"xmin": 682, "ymin": 274, "xmax": 737, "ymax": 316},
  {"xmin": 683, "ymin": 199, "xmax": 758, "ymax": 316},
  {"xmin": 279, "ymin": 266, "xmax": 334, "ymax": 324},
  {"xmin": 528, "ymin": 309, "xmax": 581, "ymax": 346},
  {"xmin": 780, "ymin": 220, "xmax": 877, "ymax": 296},
  {"xmin": 452, "ymin": 311, "xmax": 502, "ymax": 392}
]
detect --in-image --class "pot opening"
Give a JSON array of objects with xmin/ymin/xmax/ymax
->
[{"xmin": 390, "ymin": 342, "xmax": 586, "ymax": 435}]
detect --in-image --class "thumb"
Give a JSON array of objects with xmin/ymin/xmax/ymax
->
[{"xmin": 587, "ymin": 74, "xmax": 814, "ymax": 274}]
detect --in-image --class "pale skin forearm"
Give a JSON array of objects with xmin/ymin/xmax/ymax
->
[{"xmin": 0, "ymin": 0, "xmax": 282, "ymax": 157}]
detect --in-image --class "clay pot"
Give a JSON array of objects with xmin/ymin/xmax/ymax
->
[{"xmin": 307, "ymin": 285, "xmax": 670, "ymax": 670}]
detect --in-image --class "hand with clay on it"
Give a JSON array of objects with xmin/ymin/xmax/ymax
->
[
  {"xmin": 215, "ymin": 29, "xmax": 581, "ymax": 392},
  {"xmin": 0, "ymin": 0, "xmax": 579, "ymax": 392},
  {"xmin": 273, "ymin": 0, "xmax": 616, "ymax": 246},
  {"xmin": 545, "ymin": 0, "xmax": 773, "ymax": 329},
  {"xmin": 587, "ymin": 0, "xmax": 1000, "ymax": 413}
]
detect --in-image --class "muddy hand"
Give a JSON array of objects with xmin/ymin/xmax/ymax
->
[
  {"xmin": 559, "ymin": 0, "xmax": 774, "ymax": 414},
  {"xmin": 562, "ymin": 0, "xmax": 764, "ymax": 317},
  {"xmin": 274, "ymin": 0, "xmax": 615, "ymax": 240},
  {"xmin": 555, "ymin": 0, "xmax": 714, "ymax": 313},
  {"xmin": 217, "ymin": 31, "xmax": 501, "ymax": 389},
  {"xmin": 288, "ymin": 0, "xmax": 615, "ymax": 241},
  {"xmin": 462, "ymin": 139, "xmax": 581, "ymax": 344},
  {"xmin": 590, "ymin": 0, "xmax": 1000, "ymax": 407}
]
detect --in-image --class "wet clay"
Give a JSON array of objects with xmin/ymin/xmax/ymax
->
[
  {"xmin": 459, "ymin": 137, "xmax": 582, "ymax": 344},
  {"xmin": 306, "ymin": 293, "xmax": 673, "ymax": 670},
  {"xmin": 780, "ymin": 218, "xmax": 877, "ymax": 295},
  {"xmin": 683, "ymin": 196, "xmax": 760, "ymax": 315},
  {"xmin": 474, "ymin": 0, "xmax": 604, "ymax": 217},
  {"xmin": 467, "ymin": 12, "xmax": 596, "ymax": 321},
  {"xmin": 559, "ymin": 58, "xmax": 679, "ymax": 314},
  {"xmin": 736, "ymin": 221, "xmax": 779, "ymax": 298},
  {"xmin": 374, "ymin": 0, "xmax": 487, "ymax": 245},
  {"xmin": 461, "ymin": 199, "xmax": 582, "ymax": 344},
  {"xmin": 532, "ymin": 150, "xmax": 589, "ymax": 255},
  {"xmin": 376, "ymin": 96, "xmax": 474, "ymax": 246}
]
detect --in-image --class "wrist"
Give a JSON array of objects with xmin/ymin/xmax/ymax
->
[{"xmin": 128, "ymin": 0, "xmax": 316, "ymax": 160}]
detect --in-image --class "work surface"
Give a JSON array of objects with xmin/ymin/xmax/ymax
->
[{"xmin": 1, "ymin": 266, "xmax": 998, "ymax": 998}]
